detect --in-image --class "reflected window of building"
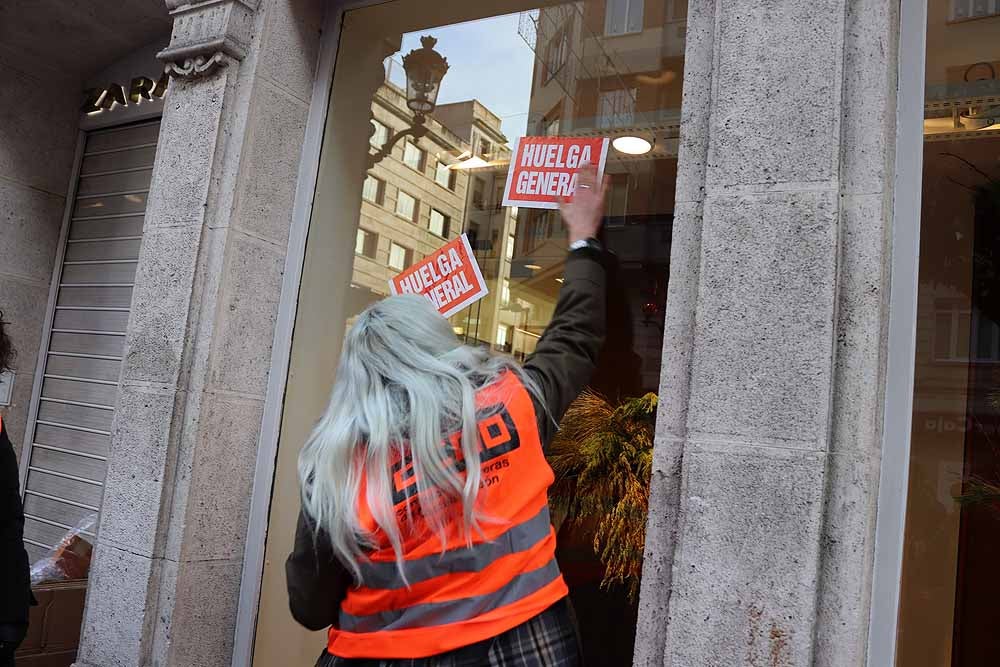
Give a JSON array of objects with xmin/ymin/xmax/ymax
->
[
  {"xmin": 605, "ymin": 0, "xmax": 643, "ymax": 36},
  {"xmin": 544, "ymin": 114, "xmax": 561, "ymax": 136},
  {"xmin": 395, "ymin": 190, "xmax": 419, "ymax": 222},
  {"xmin": 505, "ymin": 235, "xmax": 514, "ymax": 261},
  {"xmin": 598, "ymin": 88, "xmax": 637, "ymax": 129},
  {"xmin": 429, "ymin": 208, "xmax": 450, "ymax": 237},
  {"xmin": 475, "ymin": 135, "xmax": 493, "ymax": 159},
  {"xmin": 472, "ymin": 177, "xmax": 486, "ymax": 208},
  {"xmin": 932, "ymin": 302, "xmax": 1000, "ymax": 364},
  {"xmin": 496, "ymin": 324, "xmax": 513, "ymax": 353},
  {"xmin": 403, "ymin": 141, "xmax": 426, "ymax": 171},
  {"xmin": 356, "ymin": 228, "xmax": 378, "ymax": 259},
  {"xmin": 544, "ymin": 27, "xmax": 569, "ymax": 81},
  {"xmin": 362, "ymin": 173, "xmax": 384, "ymax": 204},
  {"xmin": 949, "ymin": 0, "xmax": 1000, "ymax": 21},
  {"xmin": 388, "ymin": 242, "xmax": 412, "ymax": 271},
  {"xmin": 434, "ymin": 159, "xmax": 456, "ymax": 189},
  {"xmin": 370, "ymin": 118, "xmax": 390, "ymax": 148}
]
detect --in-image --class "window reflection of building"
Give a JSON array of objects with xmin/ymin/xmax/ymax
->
[
  {"xmin": 352, "ymin": 78, "xmax": 520, "ymax": 351},
  {"xmin": 370, "ymin": 118, "xmax": 390, "ymax": 147},
  {"xmin": 432, "ymin": 99, "xmax": 520, "ymax": 351},
  {"xmin": 949, "ymin": 0, "xmax": 1000, "ymax": 21},
  {"xmin": 362, "ymin": 174, "xmax": 384, "ymax": 204},
  {"xmin": 355, "ymin": 228, "xmax": 378, "ymax": 259},
  {"xmin": 931, "ymin": 301, "xmax": 1000, "ymax": 363},
  {"xmin": 402, "ymin": 141, "xmax": 426, "ymax": 170},
  {"xmin": 604, "ymin": 0, "xmax": 644, "ymax": 36},
  {"xmin": 429, "ymin": 208, "xmax": 450, "ymax": 237},
  {"xmin": 544, "ymin": 25, "xmax": 570, "ymax": 81},
  {"xmin": 394, "ymin": 190, "xmax": 418, "ymax": 221},
  {"xmin": 516, "ymin": 4, "xmax": 682, "ymax": 661},
  {"xmin": 387, "ymin": 242, "xmax": 412, "ymax": 271},
  {"xmin": 351, "ymin": 77, "xmax": 472, "ymax": 312},
  {"xmin": 597, "ymin": 87, "xmax": 637, "ymax": 128},
  {"xmin": 512, "ymin": 0, "xmax": 682, "ymax": 398}
]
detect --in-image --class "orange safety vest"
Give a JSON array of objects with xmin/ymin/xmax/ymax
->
[{"xmin": 326, "ymin": 371, "xmax": 568, "ymax": 659}]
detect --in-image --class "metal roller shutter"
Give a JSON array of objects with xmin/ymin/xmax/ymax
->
[{"xmin": 21, "ymin": 119, "xmax": 160, "ymax": 564}]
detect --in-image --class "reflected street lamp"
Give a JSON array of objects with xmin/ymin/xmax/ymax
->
[{"xmin": 369, "ymin": 36, "xmax": 449, "ymax": 166}]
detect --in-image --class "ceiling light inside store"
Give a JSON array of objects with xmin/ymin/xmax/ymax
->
[
  {"xmin": 612, "ymin": 136, "xmax": 653, "ymax": 155},
  {"xmin": 525, "ymin": 264, "xmax": 542, "ymax": 270}
]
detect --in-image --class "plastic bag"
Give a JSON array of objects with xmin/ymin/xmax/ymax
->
[{"xmin": 29, "ymin": 513, "xmax": 97, "ymax": 585}]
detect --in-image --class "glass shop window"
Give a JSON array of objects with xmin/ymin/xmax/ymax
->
[
  {"xmin": 897, "ymin": 5, "xmax": 1000, "ymax": 666},
  {"xmin": 261, "ymin": 2, "xmax": 689, "ymax": 664}
]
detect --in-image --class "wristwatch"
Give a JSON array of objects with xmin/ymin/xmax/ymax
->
[{"xmin": 568, "ymin": 237, "xmax": 602, "ymax": 252}]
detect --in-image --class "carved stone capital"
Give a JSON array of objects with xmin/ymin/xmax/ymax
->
[
  {"xmin": 163, "ymin": 52, "xmax": 229, "ymax": 79},
  {"xmin": 157, "ymin": 0, "xmax": 260, "ymax": 78}
]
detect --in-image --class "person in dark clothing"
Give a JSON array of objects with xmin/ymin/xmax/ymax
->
[
  {"xmin": 287, "ymin": 164, "xmax": 608, "ymax": 666},
  {"xmin": 0, "ymin": 312, "xmax": 32, "ymax": 667}
]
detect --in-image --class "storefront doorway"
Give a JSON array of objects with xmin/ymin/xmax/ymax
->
[
  {"xmin": 897, "ymin": 2, "xmax": 1000, "ymax": 665},
  {"xmin": 19, "ymin": 120, "xmax": 160, "ymax": 568},
  {"xmin": 252, "ymin": 1, "xmax": 686, "ymax": 664},
  {"xmin": 10, "ymin": 116, "xmax": 162, "ymax": 666}
]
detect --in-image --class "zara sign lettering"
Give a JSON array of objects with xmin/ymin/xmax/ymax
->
[{"xmin": 82, "ymin": 73, "xmax": 169, "ymax": 114}]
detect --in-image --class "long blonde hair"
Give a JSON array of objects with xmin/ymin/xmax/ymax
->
[{"xmin": 298, "ymin": 294, "xmax": 541, "ymax": 583}]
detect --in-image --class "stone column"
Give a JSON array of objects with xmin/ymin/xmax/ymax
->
[
  {"xmin": 74, "ymin": 1, "xmax": 324, "ymax": 665},
  {"xmin": 635, "ymin": 0, "xmax": 899, "ymax": 665}
]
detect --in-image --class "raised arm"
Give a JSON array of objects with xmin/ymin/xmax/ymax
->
[{"xmin": 523, "ymin": 163, "xmax": 608, "ymax": 445}]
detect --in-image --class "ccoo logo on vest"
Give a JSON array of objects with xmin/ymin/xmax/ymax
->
[
  {"xmin": 391, "ymin": 404, "xmax": 521, "ymax": 506},
  {"xmin": 388, "ymin": 233, "xmax": 489, "ymax": 318}
]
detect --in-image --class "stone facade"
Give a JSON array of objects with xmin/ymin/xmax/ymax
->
[
  {"xmin": 634, "ymin": 0, "xmax": 900, "ymax": 665},
  {"xmin": 73, "ymin": 0, "xmax": 326, "ymax": 665}
]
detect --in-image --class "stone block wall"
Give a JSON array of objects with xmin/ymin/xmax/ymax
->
[
  {"xmin": 73, "ymin": 1, "xmax": 326, "ymax": 665},
  {"xmin": 0, "ymin": 52, "xmax": 79, "ymax": 455},
  {"xmin": 635, "ymin": 0, "xmax": 900, "ymax": 665}
]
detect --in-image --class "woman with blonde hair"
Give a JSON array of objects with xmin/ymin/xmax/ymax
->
[{"xmin": 287, "ymin": 164, "xmax": 608, "ymax": 666}]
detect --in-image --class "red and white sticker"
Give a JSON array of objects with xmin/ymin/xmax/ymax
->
[
  {"xmin": 388, "ymin": 233, "xmax": 488, "ymax": 318},
  {"xmin": 501, "ymin": 136, "xmax": 609, "ymax": 210}
]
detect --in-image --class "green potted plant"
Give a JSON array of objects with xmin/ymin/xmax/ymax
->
[{"xmin": 546, "ymin": 390, "xmax": 657, "ymax": 601}]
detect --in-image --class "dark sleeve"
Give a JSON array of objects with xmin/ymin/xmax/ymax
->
[
  {"xmin": 285, "ymin": 507, "xmax": 351, "ymax": 632},
  {"xmin": 0, "ymin": 420, "xmax": 32, "ymax": 635},
  {"xmin": 523, "ymin": 248, "xmax": 607, "ymax": 447}
]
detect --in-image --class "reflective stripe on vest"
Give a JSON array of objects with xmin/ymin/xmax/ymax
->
[
  {"xmin": 340, "ymin": 557, "xmax": 561, "ymax": 632},
  {"xmin": 356, "ymin": 505, "xmax": 553, "ymax": 590}
]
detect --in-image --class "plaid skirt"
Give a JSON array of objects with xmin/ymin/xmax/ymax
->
[{"xmin": 315, "ymin": 598, "xmax": 581, "ymax": 667}]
